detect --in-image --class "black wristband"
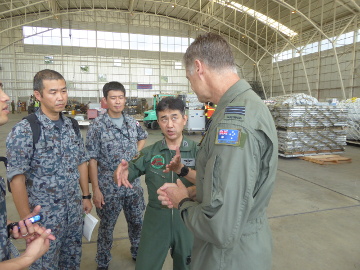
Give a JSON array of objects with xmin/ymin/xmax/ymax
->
[
  {"xmin": 82, "ymin": 194, "xmax": 92, "ymax": 199},
  {"xmin": 177, "ymin": 165, "xmax": 189, "ymax": 177},
  {"xmin": 178, "ymin": 197, "xmax": 194, "ymax": 210}
]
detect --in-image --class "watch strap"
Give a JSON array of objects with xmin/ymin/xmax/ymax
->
[
  {"xmin": 82, "ymin": 194, "xmax": 92, "ymax": 199},
  {"xmin": 177, "ymin": 165, "xmax": 189, "ymax": 177}
]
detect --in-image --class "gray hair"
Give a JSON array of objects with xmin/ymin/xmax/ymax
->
[{"xmin": 183, "ymin": 33, "xmax": 237, "ymax": 74}]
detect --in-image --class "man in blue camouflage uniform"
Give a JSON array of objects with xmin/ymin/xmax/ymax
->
[
  {"xmin": 86, "ymin": 81, "xmax": 147, "ymax": 270},
  {"xmin": 0, "ymin": 81, "xmax": 11, "ymax": 263},
  {"xmin": 6, "ymin": 70, "xmax": 92, "ymax": 270},
  {"xmin": 115, "ymin": 97, "xmax": 197, "ymax": 270},
  {"xmin": 0, "ymin": 81, "xmax": 56, "ymax": 269}
]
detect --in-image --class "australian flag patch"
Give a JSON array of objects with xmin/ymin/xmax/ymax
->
[{"xmin": 216, "ymin": 128, "xmax": 240, "ymax": 146}]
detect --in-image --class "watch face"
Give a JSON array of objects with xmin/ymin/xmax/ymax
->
[{"xmin": 180, "ymin": 166, "xmax": 189, "ymax": 176}]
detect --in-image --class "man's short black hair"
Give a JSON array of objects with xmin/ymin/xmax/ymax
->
[
  {"xmin": 103, "ymin": 81, "xmax": 126, "ymax": 98},
  {"xmin": 156, "ymin": 96, "xmax": 185, "ymax": 117},
  {"xmin": 33, "ymin": 69, "xmax": 65, "ymax": 95}
]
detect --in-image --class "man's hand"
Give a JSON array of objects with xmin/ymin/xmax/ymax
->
[
  {"xmin": 11, "ymin": 205, "xmax": 56, "ymax": 245},
  {"xmin": 163, "ymin": 146, "xmax": 182, "ymax": 174},
  {"xmin": 22, "ymin": 227, "xmax": 55, "ymax": 262},
  {"xmin": 11, "ymin": 205, "xmax": 44, "ymax": 241},
  {"xmin": 82, "ymin": 199, "xmax": 92, "ymax": 214},
  {"xmin": 157, "ymin": 183, "xmax": 177, "ymax": 208},
  {"xmin": 113, "ymin": 159, "xmax": 132, "ymax": 188},
  {"xmin": 93, "ymin": 187, "xmax": 105, "ymax": 209},
  {"xmin": 157, "ymin": 179, "xmax": 190, "ymax": 209}
]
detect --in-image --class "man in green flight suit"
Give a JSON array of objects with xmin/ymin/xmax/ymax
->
[
  {"xmin": 157, "ymin": 33, "xmax": 278, "ymax": 270},
  {"xmin": 115, "ymin": 97, "xmax": 197, "ymax": 270}
]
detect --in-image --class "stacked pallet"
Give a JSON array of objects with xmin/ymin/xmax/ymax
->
[
  {"xmin": 267, "ymin": 94, "xmax": 348, "ymax": 157},
  {"xmin": 300, "ymin": 155, "xmax": 351, "ymax": 165},
  {"xmin": 338, "ymin": 97, "xmax": 360, "ymax": 141}
]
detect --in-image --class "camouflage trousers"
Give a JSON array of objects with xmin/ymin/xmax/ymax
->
[
  {"xmin": 29, "ymin": 192, "xmax": 83, "ymax": 270},
  {"xmin": 96, "ymin": 178, "xmax": 145, "ymax": 267}
]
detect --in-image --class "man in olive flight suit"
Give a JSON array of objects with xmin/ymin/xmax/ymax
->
[
  {"xmin": 115, "ymin": 97, "xmax": 197, "ymax": 270},
  {"xmin": 158, "ymin": 33, "xmax": 278, "ymax": 270}
]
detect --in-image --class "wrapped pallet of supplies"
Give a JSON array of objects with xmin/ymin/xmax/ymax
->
[
  {"xmin": 267, "ymin": 94, "xmax": 347, "ymax": 157},
  {"xmin": 338, "ymin": 98, "xmax": 360, "ymax": 141}
]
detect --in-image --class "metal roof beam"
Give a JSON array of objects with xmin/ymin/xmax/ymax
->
[
  {"xmin": 48, "ymin": 0, "xmax": 60, "ymax": 19},
  {"xmin": 129, "ymin": 0, "xmax": 134, "ymax": 14},
  {"xmin": 0, "ymin": 0, "xmax": 47, "ymax": 17}
]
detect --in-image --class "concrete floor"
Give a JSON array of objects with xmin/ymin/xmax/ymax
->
[{"xmin": 1, "ymin": 111, "xmax": 360, "ymax": 270}]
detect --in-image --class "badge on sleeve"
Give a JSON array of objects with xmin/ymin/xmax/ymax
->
[{"xmin": 215, "ymin": 127, "xmax": 247, "ymax": 147}]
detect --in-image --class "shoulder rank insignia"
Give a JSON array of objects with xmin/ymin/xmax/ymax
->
[{"xmin": 225, "ymin": 106, "xmax": 245, "ymax": 115}]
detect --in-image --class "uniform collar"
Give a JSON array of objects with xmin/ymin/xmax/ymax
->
[
  {"xmin": 103, "ymin": 111, "xmax": 126, "ymax": 129},
  {"xmin": 35, "ymin": 108, "xmax": 70, "ymax": 130},
  {"xmin": 159, "ymin": 136, "xmax": 192, "ymax": 152}
]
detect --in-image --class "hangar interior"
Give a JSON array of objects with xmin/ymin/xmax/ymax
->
[
  {"xmin": 0, "ymin": 1, "xmax": 359, "ymax": 270},
  {"xmin": 1, "ymin": 0, "xmax": 359, "ymax": 101}
]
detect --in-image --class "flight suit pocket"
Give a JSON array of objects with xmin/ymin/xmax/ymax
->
[{"xmin": 201, "ymin": 154, "xmax": 219, "ymax": 208}]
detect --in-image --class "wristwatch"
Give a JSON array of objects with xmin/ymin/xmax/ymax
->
[
  {"xmin": 177, "ymin": 165, "xmax": 189, "ymax": 177},
  {"xmin": 82, "ymin": 194, "xmax": 92, "ymax": 199}
]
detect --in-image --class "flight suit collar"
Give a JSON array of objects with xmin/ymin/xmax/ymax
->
[{"xmin": 159, "ymin": 136, "xmax": 193, "ymax": 152}]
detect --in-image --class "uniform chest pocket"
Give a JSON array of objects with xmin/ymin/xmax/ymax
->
[
  {"xmin": 102, "ymin": 132, "xmax": 115, "ymax": 142},
  {"xmin": 32, "ymin": 141, "xmax": 59, "ymax": 176},
  {"xmin": 33, "ymin": 141, "xmax": 56, "ymax": 159}
]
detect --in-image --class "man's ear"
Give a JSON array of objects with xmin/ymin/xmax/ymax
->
[
  {"xmin": 102, "ymin": 96, "xmax": 107, "ymax": 105},
  {"xmin": 33, "ymin": 90, "xmax": 41, "ymax": 101},
  {"xmin": 194, "ymin": 59, "xmax": 205, "ymax": 79},
  {"xmin": 183, "ymin": 114, "xmax": 188, "ymax": 124}
]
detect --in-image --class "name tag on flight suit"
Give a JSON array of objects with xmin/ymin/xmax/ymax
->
[{"xmin": 181, "ymin": 158, "xmax": 195, "ymax": 167}]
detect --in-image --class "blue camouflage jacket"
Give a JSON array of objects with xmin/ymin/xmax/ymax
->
[
  {"xmin": 6, "ymin": 109, "xmax": 89, "ymax": 204},
  {"xmin": 0, "ymin": 176, "xmax": 10, "ymax": 262},
  {"xmin": 86, "ymin": 112, "xmax": 148, "ymax": 192}
]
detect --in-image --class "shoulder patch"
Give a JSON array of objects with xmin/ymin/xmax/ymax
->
[
  {"xmin": 215, "ymin": 128, "xmax": 247, "ymax": 147},
  {"xmin": 132, "ymin": 151, "xmax": 144, "ymax": 162},
  {"xmin": 151, "ymin": 155, "xmax": 165, "ymax": 169}
]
